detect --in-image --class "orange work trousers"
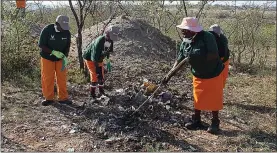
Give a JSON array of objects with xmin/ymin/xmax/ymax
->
[
  {"xmin": 84, "ymin": 60, "xmax": 104, "ymax": 83},
  {"xmin": 41, "ymin": 58, "xmax": 68, "ymax": 101}
]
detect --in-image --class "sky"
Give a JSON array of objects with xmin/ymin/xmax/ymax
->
[{"xmin": 26, "ymin": 1, "xmax": 276, "ymax": 7}]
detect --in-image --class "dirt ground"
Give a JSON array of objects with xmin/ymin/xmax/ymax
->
[{"xmin": 1, "ymin": 16, "xmax": 276, "ymax": 152}]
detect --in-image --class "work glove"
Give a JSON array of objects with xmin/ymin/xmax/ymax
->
[
  {"xmin": 61, "ymin": 56, "xmax": 68, "ymax": 71},
  {"xmin": 106, "ymin": 58, "xmax": 111, "ymax": 72},
  {"xmin": 51, "ymin": 50, "xmax": 65, "ymax": 59}
]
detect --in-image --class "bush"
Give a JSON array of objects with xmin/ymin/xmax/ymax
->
[{"xmin": 1, "ymin": 2, "xmax": 40, "ymax": 84}]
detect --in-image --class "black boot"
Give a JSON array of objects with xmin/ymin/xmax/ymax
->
[
  {"xmin": 59, "ymin": 99, "xmax": 72, "ymax": 105},
  {"xmin": 98, "ymin": 82, "xmax": 105, "ymax": 96},
  {"xmin": 42, "ymin": 99, "xmax": 54, "ymax": 106},
  {"xmin": 207, "ymin": 111, "xmax": 220, "ymax": 134},
  {"xmin": 207, "ymin": 118, "xmax": 220, "ymax": 134},
  {"xmin": 90, "ymin": 83, "xmax": 97, "ymax": 98},
  {"xmin": 185, "ymin": 109, "xmax": 203, "ymax": 130}
]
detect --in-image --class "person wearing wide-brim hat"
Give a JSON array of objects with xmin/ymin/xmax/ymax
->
[
  {"xmin": 209, "ymin": 24, "xmax": 230, "ymax": 88},
  {"xmin": 162, "ymin": 17, "xmax": 225, "ymax": 134}
]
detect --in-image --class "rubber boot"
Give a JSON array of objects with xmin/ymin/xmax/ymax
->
[
  {"xmin": 59, "ymin": 99, "xmax": 72, "ymax": 105},
  {"xmin": 42, "ymin": 99, "xmax": 54, "ymax": 106},
  {"xmin": 90, "ymin": 83, "xmax": 97, "ymax": 98},
  {"xmin": 185, "ymin": 109, "xmax": 203, "ymax": 130},
  {"xmin": 207, "ymin": 118, "xmax": 220, "ymax": 134},
  {"xmin": 98, "ymin": 82, "xmax": 105, "ymax": 96},
  {"xmin": 207, "ymin": 111, "xmax": 220, "ymax": 134}
]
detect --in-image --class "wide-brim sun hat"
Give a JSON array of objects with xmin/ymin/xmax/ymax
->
[{"xmin": 176, "ymin": 17, "xmax": 203, "ymax": 32}]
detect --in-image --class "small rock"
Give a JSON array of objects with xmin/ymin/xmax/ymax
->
[
  {"xmin": 41, "ymin": 137, "xmax": 46, "ymax": 140},
  {"xmin": 69, "ymin": 129, "xmax": 76, "ymax": 134},
  {"xmin": 175, "ymin": 111, "xmax": 182, "ymax": 115},
  {"xmin": 159, "ymin": 92, "xmax": 172, "ymax": 102},
  {"xmin": 118, "ymin": 106, "xmax": 125, "ymax": 111},
  {"xmin": 102, "ymin": 97, "xmax": 110, "ymax": 106},
  {"xmin": 158, "ymin": 102, "xmax": 164, "ymax": 105},
  {"xmin": 165, "ymin": 105, "xmax": 170, "ymax": 110},
  {"xmin": 115, "ymin": 89, "xmax": 124, "ymax": 93},
  {"xmin": 105, "ymin": 137, "xmax": 122, "ymax": 143},
  {"xmin": 189, "ymin": 145, "xmax": 197, "ymax": 151},
  {"xmin": 67, "ymin": 148, "xmax": 75, "ymax": 152}
]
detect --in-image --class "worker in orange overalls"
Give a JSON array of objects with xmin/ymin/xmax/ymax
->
[
  {"xmin": 83, "ymin": 25, "xmax": 120, "ymax": 98},
  {"xmin": 38, "ymin": 15, "xmax": 71, "ymax": 106}
]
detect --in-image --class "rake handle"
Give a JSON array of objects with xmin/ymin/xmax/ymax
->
[{"xmin": 165, "ymin": 57, "xmax": 189, "ymax": 79}]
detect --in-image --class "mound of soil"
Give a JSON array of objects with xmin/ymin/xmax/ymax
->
[{"xmin": 69, "ymin": 16, "xmax": 189, "ymax": 88}]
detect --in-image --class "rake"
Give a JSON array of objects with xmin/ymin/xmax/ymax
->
[{"xmin": 128, "ymin": 57, "xmax": 189, "ymax": 117}]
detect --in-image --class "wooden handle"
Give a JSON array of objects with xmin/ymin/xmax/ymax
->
[{"xmin": 166, "ymin": 57, "xmax": 189, "ymax": 77}]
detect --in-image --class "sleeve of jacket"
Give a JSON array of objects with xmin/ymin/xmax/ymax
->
[
  {"xmin": 91, "ymin": 37, "xmax": 104, "ymax": 62},
  {"xmin": 64, "ymin": 31, "xmax": 71, "ymax": 57},
  {"xmin": 177, "ymin": 42, "xmax": 186, "ymax": 63},
  {"xmin": 221, "ymin": 34, "xmax": 229, "ymax": 54},
  {"xmin": 38, "ymin": 25, "xmax": 49, "ymax": 47}
]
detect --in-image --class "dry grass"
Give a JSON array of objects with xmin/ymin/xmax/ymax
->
[{"xmin": 218, "ymin": 48, "xmax": 276, "ymax": 151}]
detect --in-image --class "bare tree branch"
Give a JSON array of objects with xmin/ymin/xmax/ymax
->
[
  {"xmin": 182, "ymin": 0, "xmax": 188, "ymax": 17},
  {"xmin": 196, "ymin": 0, "xmax": 208, "ymax": 19},
  {"xmin": 69, "ymin": 0, "xmax": 80, "ymax": 29}
]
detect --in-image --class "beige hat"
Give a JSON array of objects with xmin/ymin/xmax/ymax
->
[
  {"xmin": 105, "ymin": 25, "xmax": 120, "ymax": 41},
  {"xmin": 209, "ymin": 24, "xmax": 222, "ymax": 35},
  {"xmin": 56, "ymin": 15, "xmax": 70, "ymax": 30},
  {"xmin": 176, "ymin": 17, "xmax": 203, "ymax": 32}
]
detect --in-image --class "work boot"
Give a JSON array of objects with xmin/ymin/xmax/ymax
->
[
  {"xmin": 99, "ymin": 87, "xmax": 105, "ymax": 95},
  {"xmin": 98, "ymin": 82, "xmax": 105, "ymax": 96},
  {"xmin": 90, "ymin": 82, "xmax": 97, "ymax": 98},
  {"xmin": 42, "ymin": 99, "xmax": 54, "ymax": 106},
  {"xmin": 185, "ymin": 115, "xmax": 203, "ymax": 130},
  {"xmin": 207, "ymin": 118, "xmax": 220, "ymax": 134},
  {"xmin": 59, "ymin": 99, "xmax": 72, "ymax": 105},
  {"xmin": 90, "ymin": 87, "xmax": 96, "ymax": 98}
]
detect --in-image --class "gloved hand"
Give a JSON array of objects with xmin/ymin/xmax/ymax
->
[
  {"xmin": 106, "ymin": 58, "xmax": 111, "ymax": 72},
  {"xmin": 51, "ymin": 50, "xmax": 65, "ymax": 59},
  {"xmin": 61, "ymin": 56, "xmax": 68, "ymax": 71}
]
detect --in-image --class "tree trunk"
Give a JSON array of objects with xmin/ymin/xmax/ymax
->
[
  {"xmin": 77, "ymin": 29, "xmax": 89, "ymax": 77},
  {"xmin": 77, "ymin": 30, "xmax": 84, "ymax": 70}
]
